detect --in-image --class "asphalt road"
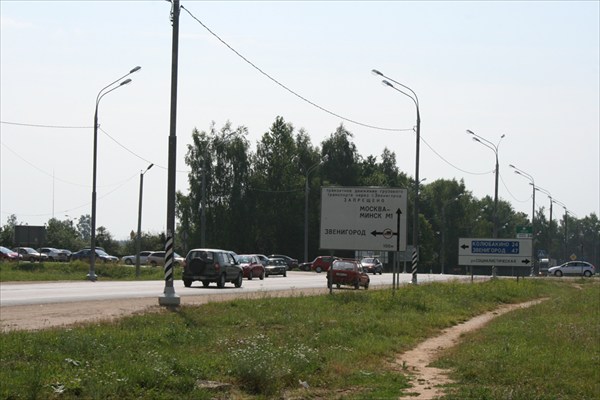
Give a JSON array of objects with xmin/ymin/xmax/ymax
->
[{"xmin": 0, "ymin": 272, "xmax": 476, "ymax": 307}]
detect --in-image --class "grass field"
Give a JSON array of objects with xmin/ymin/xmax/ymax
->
[
  {"xmin": 0, "ymin": 277, "xmax": 598, "ymax": 399},
  {"xmin": 0, "ymin": 260, "xmax": 167, "ymax": 282}
]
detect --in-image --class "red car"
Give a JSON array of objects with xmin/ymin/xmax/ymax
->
[
  {"xmin": 237, "ymin": 254, "xmax": 266, "ymax": 280},
  {"xmin": 327, "ymin": 259, "xmax": 370, "ymax": 290},
  {"xmin": 299, "ymin": 256, "xmax": 338, "ymax": 273},
  {"xmin": 0, "ymin": 246, "xmax": 22, "ymax": 262}
]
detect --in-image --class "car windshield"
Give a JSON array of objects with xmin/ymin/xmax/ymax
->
[
  {"xmin": 362, "ymin": 258, "xmax": 374, "ymax": 263},
  {"xmin": 269, "ymin": 259, "xmax": 285, "ymax": 265},
  {"xmin": 237, "ymin": 255, "xmax": 252, "ymax": 263},
  {"xmin": 97, "ymin": 250, "xmax": 109, "ymax": 256}
]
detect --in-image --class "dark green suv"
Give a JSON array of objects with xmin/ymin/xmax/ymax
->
[{"xmin": 182, "ymin": 248, "xmax": 243, "ymax": 288}]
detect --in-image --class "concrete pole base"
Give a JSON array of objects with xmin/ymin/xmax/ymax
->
[{"xmin": 159, "ymin": 287, "xmax": 180, "ymax": 306}]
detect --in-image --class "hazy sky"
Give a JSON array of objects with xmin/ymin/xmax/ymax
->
[{"xmin": 1, "ymin": 1, "xmax": 598, "ymax": 241}]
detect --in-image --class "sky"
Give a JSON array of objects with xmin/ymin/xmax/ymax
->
[{"xmin": 1, "ymin": 1, "xmax": 599, "ymax": 241}]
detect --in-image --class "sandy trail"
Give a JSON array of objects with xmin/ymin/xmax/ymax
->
[{"xmin": 393, "ymin": 299, "xmax": 547, "ymax": 399}]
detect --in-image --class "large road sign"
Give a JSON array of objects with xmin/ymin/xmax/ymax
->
[
  {"xmin": 320, "ymin": 187, "xmax": 407, "ymax": 252},
  {"xmin": 458, "ymin": 238, "xmax": 533, "ymax": 266}
]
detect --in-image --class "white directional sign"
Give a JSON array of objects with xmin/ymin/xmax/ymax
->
[
  {"xmin": 458, "ymin": 238, "xmax": 533, "ymax": 266},
  {"xmin": 320, "ymin": 187, "xmax": 407, "ymax": 252}
]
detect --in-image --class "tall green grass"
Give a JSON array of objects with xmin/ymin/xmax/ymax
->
[
  {"xmin": 436, "ymin": 280, "xmax": 600, "ymax": 400},
  {"xmin": 0, "ymin": 279, "xmax": 596, "ymax": 399},
  {"xmin": 0, "ymin": 261, "xmax": 167, "ymax": 281}
]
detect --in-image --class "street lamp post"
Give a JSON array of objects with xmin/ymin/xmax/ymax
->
[
  {"xmin": 90, "ymin": 66, "xmax": 141, "ymax": 281},
  {"xmin": 298, "ymin": 155, "xmax": 328, "ymax": 263},
  {"xmin": 510, "ymin": 165, "xmax": 536, "ymax": 276},
  {"xmin": 535, "ymin": 186, "xmax": 553, "ymax": 257},
  {"xmin": 135, "ymin": 163, "xmax": 154, "ymax": 277},
  {"xmin": 467, "ymin": 130, "xmax": 505, "ymax": 278},
  {"xmin": 372, "ymin": 69, "xmax": 421, "ymax": 284}
]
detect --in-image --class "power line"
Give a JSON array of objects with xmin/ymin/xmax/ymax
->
[
  {"xmin": 180, "ymin": 5, "xmax": 413, "ymax": 134},
  {"xmin": 0, "ymin": 120, "xmax": 92, "ymax": 129}
]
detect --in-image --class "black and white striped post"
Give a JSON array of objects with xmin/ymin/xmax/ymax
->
[
  {"xmin": 411, "ymin": 247, "xmax": 418, "ymax": 284},
  {"xmin": 159, "ymin": 0, "xmax": 180, "ymax": 307}
]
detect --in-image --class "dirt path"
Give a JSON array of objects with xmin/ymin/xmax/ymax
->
[{"xmin": 393, "ymin": 299, "xmax": 547, "ymax": 399}]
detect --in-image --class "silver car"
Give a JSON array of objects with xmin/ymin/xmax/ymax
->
[
  {"xmin": 548, "ymin": 261, "xmax": 595, "ymax": 277},
  {"xmin": 121, "ymin": 251, "xmax": 154, "ymax": 265}
]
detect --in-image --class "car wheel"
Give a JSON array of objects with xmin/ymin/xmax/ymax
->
[
  {"xmin": 49, "ymin": 257, "xmax": 55, "ymax": 262},
  {"xmin": 316, "ymin": 266, "xmax": 322, "ymax": 273},
  {"xmin": 234, "ymin": 273, "xmax": 243, "ymax": 288},
  {"xmin": 125, "ymin": 259, "xmax": 133, "ymax": 265},
  {"xmin": 554, "ymin": 270, "xmax": 563, "ymax": 277},
  {"xmin": 202, "ymin": 281, "xmax": 210, "ymax": 287},
  {"xmin": 354, "ymin": 281, "xmax": 359, "ymax": 290},
  {"xmin": 364, "ymin": 281, "xmax": 369, "ymax": 290},
  {"xmin": 260, "ymin": 271, "xmax": 265, "ymax": 280},
  {"xmin": 336, "ymin": 283, "xmax": 341, "ymax": 289},
  {"xmin": 150, "ymin": 261, "xmax": 157, "ymax": 267},
  {"xmin": 283, "ymin": 271, "xmax": 287, "ymax": 277},
  {"xmin": 584, "ymin": 270, "xmax": 592, "ymax": 277},
  {"xmin": 183, "ymin": 279, "xmax": 192, "ymax": 287},
  {"xmin": 217, "ymin": 273, "xmax": 226, "ymax": 288},
  {"xmin": 248, "ymin": 270, "xmax": 253, "ymax": 280}
]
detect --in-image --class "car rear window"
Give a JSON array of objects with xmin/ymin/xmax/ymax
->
[{"xmin": 334, "ymin": 261, "xmax": 355, "ymax": 271}]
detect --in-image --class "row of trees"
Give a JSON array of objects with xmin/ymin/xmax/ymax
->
[{"xmin": 2, "ymin": 116, "xmax": 599, "ymax": 270}]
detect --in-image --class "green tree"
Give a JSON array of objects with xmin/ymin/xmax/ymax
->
[
  {"xmin": 321, "ymin": 124, "xmax": 359, "ymax": 186},
  {"xmin": 45, "ymin": 218, "xmax": 83, "ymax": 250},
  {"xmin": 0, "ymin": 214, "xmax": 18, "ymax": 247}
]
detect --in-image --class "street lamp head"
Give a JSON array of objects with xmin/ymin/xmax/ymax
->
[
  {"xmin": 130, "ymin": 66, "xmax": 142, "ymax": 73},
  {"xmin": 146, "ymin": 163, "xmax": 154, "ymax": 172},
  {"xmin": 466, "ymin": 129, "xmax": 475, "ymax": 135},
  {"xmin": 500, "ymin": 134, "xmax": 506, "ymax": 139},
  {"xmin": 509, "ymin": 164, "xmax": 516, "ymax": 169},
  {"xmin": 472, "ymin": 137, "xmax": 481, "ymax": 143},
  {"xmin": 120, "ymin": 78, "xmax": 132, "ymax": 86},
  {"xmin": 381, "ymin": 79, "xmax": 394, "ymax": 88},
  {"xmin": 371, "ymin": 69, "xmax": 383, "ymax": 76}
]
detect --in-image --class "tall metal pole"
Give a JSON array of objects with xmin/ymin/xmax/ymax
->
[
  {"xmin": 467, "ymin": 130, "xmax": 505, "ymax": 277},
  {"xmin": 160, "ymin": 0, "xmax": 181, "ymax": 306},
  {"xmin": 510, "ymin": 165, "xmax": 536, "ymax": 276},
  {"xmin": 372, "ymin": 69, "xmax": 420, "ymax": 284},
  {"xmin": 136, "ymin": 164, "xmax": 153, "ymax": 277},
  {"xmin": 304, "ymin": 176, "xmax": 309, "ymax": 263},
  {"xmin": 200, "ymin": 156, "xmax": 206, "ymax": 247},
  {"xmin": 90, "ymin": 68, "xmax": 139, "ymax": 281}
]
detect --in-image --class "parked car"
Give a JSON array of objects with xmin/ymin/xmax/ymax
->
[
  {"xmin": 548, "ymin": 261, "xmax": 595, "ymax": 277},
  {"xmin": 327, "ymin": 259, "xmax": 370, "ymax": 290},
  {"xmin": 0, "ymin": 246, "xmax": 22, "ymax": 262},
  {"xmin": 254, "ymin": 254, "xmax": 270, "ymax": 267},
  {"xmin": 237, "ymin": 254, "xmax": 266, "ymax": 280},
  {"xmin": 299, "ymin": 256, "xmax": 337, "ymax": 273},
  {"xmin": 268, "ymin": 254, "xmax": 298, "ymax": 270},
  {"xmin": 361, "ymin": 257, "xmax": 383, "ymax": 274},
  {"xmin": 39, "ymin": 247, "xmax": 71, "ymax": 262},
  {"xmin": 265, "ymin": 257, "xmax": 287, "ymax": 277},
  {"xmin": 182, "ymin": 248, "xmax": 243, "ymax": 288},
  {"xmin": 147, "ymin": 251, "xmax": 184, "ymax": 267},
  {"xmin": 121, "ymin": 251, "xmax": 154, "ymax": 265},
  {"xmin": 71, "ymin": 249, "xmax": 119, "ymax": 263},
  {"xmin": 12, "ymin": 247, "xmax": 46, "ymax": 262}
]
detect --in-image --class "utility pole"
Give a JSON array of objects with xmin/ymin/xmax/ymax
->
[{"xmin": 160, "ymin": 0, "xmax": 180, "ymax": 306}]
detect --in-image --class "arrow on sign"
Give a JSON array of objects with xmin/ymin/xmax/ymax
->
[
  {"xmin": 370, "ymin": 209, "xmax": 403, "ymax": 251},
  {"xmin": 521, "ymin": 259, "xmax": 531, "ymax": 265},
  {"xmin": 461, "ymin": 244, "xmax": 470, "ymax": 250}
]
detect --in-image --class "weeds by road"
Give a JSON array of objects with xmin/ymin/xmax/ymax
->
[{"xmin": 1, "ymin": 278, "xmax": 597, "ymax": 399}]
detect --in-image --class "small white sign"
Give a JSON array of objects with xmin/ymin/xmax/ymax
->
[{"xmin": 320, "ymin": 187, "xmax": 407, "ymax": 252}]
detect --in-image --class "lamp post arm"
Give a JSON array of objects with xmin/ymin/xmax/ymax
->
[{"xmin": 95, "ymin": 66, "xmax": 141, "ymax": 104}]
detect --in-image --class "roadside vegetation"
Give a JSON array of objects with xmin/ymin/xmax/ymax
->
[
  {"xmin": 1, "ymin": 278, "xmax": 597, "ymax": 399},
  {"xmin": 0, "ymin": 260, "xmax": 168, "ymax": 282}
]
